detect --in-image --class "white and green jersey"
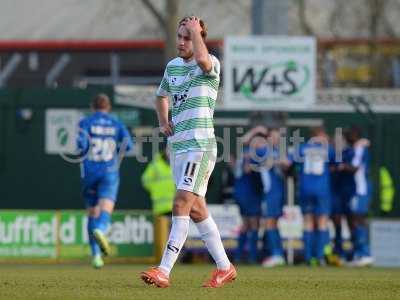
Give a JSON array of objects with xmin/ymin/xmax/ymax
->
[{"xmin": 156, "ymin": 54, "xmax": 220, "ymax": 153}]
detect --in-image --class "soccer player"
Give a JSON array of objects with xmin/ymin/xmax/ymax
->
[
  {"xmin": 259, "ymin": 128, "xmax": 286, "ymax": 268},
  {"xmin": 339, "ymin": 127, "xmax": 373, "ymax": 266},
  {"xmin": 140, "ymin": 16, "xmax": 236, "ymax": 288},
  {"xmin": 77, "ymin": 94, "xmax": 133, "ymax": 268},
  {"xmin": 233, "ymin": 126, "xmax": 265, "ymax": 264},
  {"xmin": 291, "ymin": 127, "xmax": 335, "ymax": 265},
  {"xmin": 330, "ymin": 132, "xmax": 354, "ymax": 263}
]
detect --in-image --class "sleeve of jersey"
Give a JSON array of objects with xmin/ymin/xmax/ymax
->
[
  {"xmin": 156, "ymin": 69, "xmax": 170, "ymax": 97},
  {"xmin": 76, "ymin": 120, "xmax": 89, "ymax": 155},
  {"xmin": 351, "ymin": 146, "xmax": 365, "ymax": 168},
  {"xmin": 203, "ymin": 55, "xmax": 220, "ymax": 79},
  {"xmin": 119, "ymin": 123, "xmax": 134, "ymax": 153}
]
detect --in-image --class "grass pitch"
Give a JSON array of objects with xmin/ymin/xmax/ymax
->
[{"xmin": 0, "ymin": 264, "xmax": 399, "ymax": 300}]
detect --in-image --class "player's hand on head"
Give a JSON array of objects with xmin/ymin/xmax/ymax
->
[{"xmin": 184, "ymin": 16, "xmax": 202, "ymax": 35}]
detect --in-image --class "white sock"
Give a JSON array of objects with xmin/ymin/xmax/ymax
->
[
  {"xmin": 195, "ymin": 216, "xmax": 231, "ymax": 270},
  {"xmin": 159, "ymin": 216, "xmax": 190, "ymax": 276}
]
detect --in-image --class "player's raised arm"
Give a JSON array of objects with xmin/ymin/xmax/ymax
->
[
  {"xmin": 183, "ymin": 16, "xmax": 212, "ymax": 73},
  {"xmin": 241, "ymin": 126, "xmax": 268, "ymax": 145}
]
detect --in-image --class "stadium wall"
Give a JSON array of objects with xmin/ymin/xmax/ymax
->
[
  {"xmin": 0, "ymin": 87, "xmax": 150, "ymax": 210},
  {"xmin": 0, "ymin": 88, "xmax": 399, "ymax": 217}
]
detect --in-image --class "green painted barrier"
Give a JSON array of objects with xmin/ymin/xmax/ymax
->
[
  {"xmin": 0, "ymin": 211, "xmax": 57, "ymax": 258},
  {"xmin": 0, "ymin": 210, "xmax": 154, "ymax": 260}
]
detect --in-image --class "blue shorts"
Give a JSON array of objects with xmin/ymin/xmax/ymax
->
[
  {"xmin": 261, "ymin": 191, "xmax": 284, "ymax": 218},
  {"xmin": 82, "ymin": 172, "xmax": 120, "ymax": 208},
  {"xmin": 350, "ymin": 194, "xmax": 371, "ymax": 215},
  {"xmin": 331, "ymin": 193, "xmax": 349, "ymax": 216},
  {"xmin": 235, "ymin": 196, "xmax": 261, "ymax": 217},
  {"xmin": 300, "ymin": 189, "xmax": 331, "ymax": 216}
]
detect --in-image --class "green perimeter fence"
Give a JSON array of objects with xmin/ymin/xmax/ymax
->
[{"xmin": 0, "ymin": 209, "xmax": 155, "ymax": 262}]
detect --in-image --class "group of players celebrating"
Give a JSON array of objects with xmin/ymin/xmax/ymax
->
[{"xmin": 233, "ymin": 125, "xmax": 373, "ymax": 268}]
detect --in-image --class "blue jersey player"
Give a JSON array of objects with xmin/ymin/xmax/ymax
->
[
  {"xmin": 233, "ymin": 126, "xmax": 265, "ymax": 264},
  {"xmin": 291, "ymin": 127, "xmax": 335, "ymax": 265},
  {"xmin": 331, "ymin": 136, "xmax": 354, "ymax": 262},
  {"xmin": 257, "ymin": 128, "xmax": 286, "ymax": 267},
  {"xmin": 339, "ymin": 127, "xmax": 373, "ymax": 266},
  {"xmin": 77, "ymin": 94, "xmax": 133, "ymax": 268}
]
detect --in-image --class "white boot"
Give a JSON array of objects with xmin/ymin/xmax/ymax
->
[
  {"xmin": 349, "ymin": 256, "xmax": 374, "ymax": 267},
  {"xmin": 262, "ymin": 255, "xmax": 285, "ymax": 268}
]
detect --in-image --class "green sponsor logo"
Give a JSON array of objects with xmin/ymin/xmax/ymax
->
[{"xmin": 57, "ymin": 127, "xmax": 69, "ymax": 146}]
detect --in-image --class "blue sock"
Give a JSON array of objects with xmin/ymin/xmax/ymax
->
[
  {"xmin": 316, "ymin": 229, "xmax": 330, "ymax": 260},
  {"xmin": 262, "ymin": 231, "xmax": 269, "ymax": 257},
  {"xmin": 303, "ymin": 231, "xmax": 314, "ymax": 263},
  {"xmin": 235, "ymin": 232, "xmax": 247, "ymax": 262},
  {"xmin": 334, "ymin": 224, "xmax": 343, "ymax": 256},
  {"xmin": 96, "ymin": 210, "xmax": 111, "ymax": 233},
  {"xmin": 88, "ymin": 216, "xmax": 100, "ymax": 256},
  {"xmin": 354, "ymin": 225, "xmax": 370, "ymax": 257},
  {"xmin": 267, "ymin": 229, "xmax": 283, "ymax": 257},
  {"xmin": 248, "ymin": 229, "xmax": 259, "ymax": 263}
]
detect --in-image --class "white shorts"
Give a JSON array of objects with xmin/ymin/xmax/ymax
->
[{"xmin": 170, "ymin": 150, "xmax": 217, "ymax": 197}]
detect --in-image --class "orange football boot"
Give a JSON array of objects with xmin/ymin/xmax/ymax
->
[
  {"xmin": 202, "ymin": 264, "xmax": 237, "ymax": 288},
  {"xmin": 140, "ymin": 267, "xmax": 170, "ymax": 288}
]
